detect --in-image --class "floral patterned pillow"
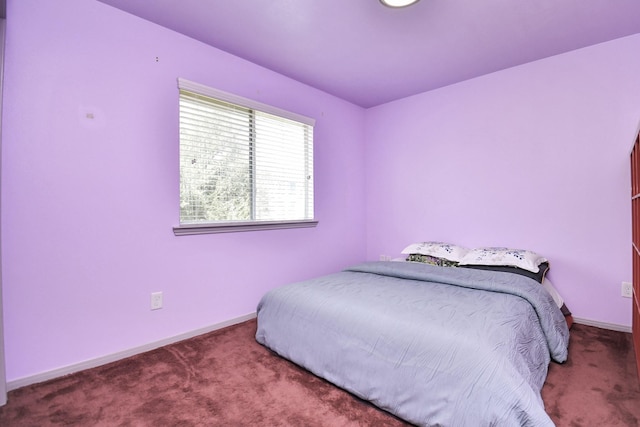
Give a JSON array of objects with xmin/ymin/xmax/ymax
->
[
  {"xmin": 401, "ymin": 242, "xmax": 470, "ymax": 263},
  {"xmin": 458, "ymin": 247, "xmax": 547, "ymax": 273}
]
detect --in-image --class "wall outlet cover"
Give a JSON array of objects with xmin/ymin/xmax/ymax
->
[
  {"xmin": 151, "ymin": 291, "xmax": 163, "ymax": 310},
  {"xmin": 621, "ymin": 282, "xmax": 633, "ymax": 298}
]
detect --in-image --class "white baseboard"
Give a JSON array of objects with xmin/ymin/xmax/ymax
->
[
  {"xmin": 573, "ymin": 316, "xmax": 632, "ymax": 333},
  {"xmin": 7, "ymin": 312, "xmax": 629, "ymax": 392},
  {"xmin": 7, "ymin": 312, "xmax": 257, "ymax": 392}
]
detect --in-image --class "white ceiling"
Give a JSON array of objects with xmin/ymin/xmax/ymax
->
[{"xmin": 98, "ymin": 0, "xmax": 640, "ymax": 108}]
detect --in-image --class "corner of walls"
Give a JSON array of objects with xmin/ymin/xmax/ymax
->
[{"xmin": 363, "ymin": 34, "xmax": 640, "ymax": 327}]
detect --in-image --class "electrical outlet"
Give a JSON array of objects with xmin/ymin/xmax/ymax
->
[
  {"xmin": 151, "ymin": 291, "xmax": 163, "ymax": 310},
  {"xmin": 621, "ymin": 282, "xmax": 633, "ymax": 298}
]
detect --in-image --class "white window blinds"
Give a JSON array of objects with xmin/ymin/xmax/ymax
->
[{"xmin": 176, "ymin": 78, "xmax": 315, "ymax": 234}]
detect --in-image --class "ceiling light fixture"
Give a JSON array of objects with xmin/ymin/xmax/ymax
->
[{"xmin": 380, "ymin": 0, "xmax": 420, "ymax": 7}]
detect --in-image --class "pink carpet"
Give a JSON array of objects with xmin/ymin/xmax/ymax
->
[{"xmin": 0, "ymin": 320, "xmax": 637, "ymax": 426}]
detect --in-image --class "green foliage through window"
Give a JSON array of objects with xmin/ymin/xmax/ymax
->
[{"xmin": 178, "ymin": 84, "xmax": 314, "ymax": 226}]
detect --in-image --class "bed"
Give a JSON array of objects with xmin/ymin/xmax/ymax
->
[{"xmin": 256, "ymin": 245, "xmax": 570, "ymax": 426}]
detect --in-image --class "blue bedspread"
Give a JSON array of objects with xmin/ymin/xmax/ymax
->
[{"xmin": 256, "ymin": 261, "xmax": 570, "ymax": 426}]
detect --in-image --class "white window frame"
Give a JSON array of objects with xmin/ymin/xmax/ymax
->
[{"xmin": 173, "ymin": 78, "xmax": 317, "ymax": 236}]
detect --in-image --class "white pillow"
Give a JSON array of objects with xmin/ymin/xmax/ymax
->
[
  {"xmin": 400, "ymin": 242, "xmax": 470, "ymax": 263},
  {"xmin": 542, "ymin": 278, "xmax": 564, "ymax": 308},
  {"xmin": 458, "ymin": 247, "xmax": 547, "ymax": 273}
]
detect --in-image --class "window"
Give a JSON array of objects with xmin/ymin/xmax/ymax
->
[{"xmin": 174, "ymin": 79, "xmax": 316, "ymax": 235}]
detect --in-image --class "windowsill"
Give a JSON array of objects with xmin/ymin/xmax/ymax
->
[{"xmin": 173, "ymin": 219, "xmax": 318, "ymax": 236}]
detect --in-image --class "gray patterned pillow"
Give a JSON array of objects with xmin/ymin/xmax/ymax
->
[{"xmin": 406, "ymin": 254, "xmax": 459, "ymax": 267}]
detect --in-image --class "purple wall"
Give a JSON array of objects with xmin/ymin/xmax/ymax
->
[
  {"xmin": 3, "ymin": 0, "xmax": 640, "ymax": 385},
  {"xmin": 365, "ymin": 34, "xmax": 640, "ymax": 327},
  {"xmin": 1, "ymin": 0, "xmax": 366, "ymax": 382}
]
